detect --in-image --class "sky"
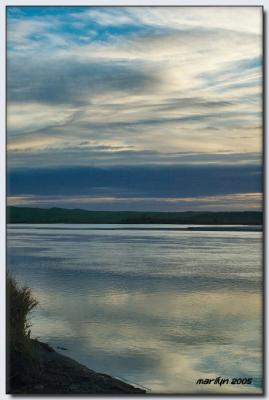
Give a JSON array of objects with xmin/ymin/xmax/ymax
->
[{"xmin": 7, "ymin": 6, "xmax": 263, "ymax": 211}]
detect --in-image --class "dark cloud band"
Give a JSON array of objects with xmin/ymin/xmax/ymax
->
[{"xmin": 7, "ymin": 164, "xmax": 262, "ymax": 199}]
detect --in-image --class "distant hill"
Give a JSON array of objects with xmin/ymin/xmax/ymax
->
[{"xmin": 7, "ymin": 206, "xmax": 263, "ymax": 225}]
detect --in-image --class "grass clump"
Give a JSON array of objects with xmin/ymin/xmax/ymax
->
[
  {"xmin": 7, "ymin": 274, "xmax": 39, "ymax": 391},
  {"xmin": 7, "ymin": 275, "xmax": 38, "ymax": 352}
]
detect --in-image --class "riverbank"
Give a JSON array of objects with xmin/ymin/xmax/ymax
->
[
  {"xmin": 7, "ymin": 275, "xmax": 145, "ymax": 394},
  {"xmin": 8, "ymin": 338, "xmax": 146, "ymax": 394}
]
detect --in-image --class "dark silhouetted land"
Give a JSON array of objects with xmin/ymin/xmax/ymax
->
[{"xmin": 7, "ymin": 206, "xmax": 262, "ymax": 225}]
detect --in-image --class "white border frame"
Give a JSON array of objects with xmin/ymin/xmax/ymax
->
[{"xmin": 1, "ymin": 2, "xmax": 267, "ymax": 400}]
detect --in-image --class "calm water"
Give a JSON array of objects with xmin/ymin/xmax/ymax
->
[{"xmin": 7, "ymin": 224, "xmax": 263, "ymax": 394}]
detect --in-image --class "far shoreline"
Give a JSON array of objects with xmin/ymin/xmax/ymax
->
[
  {"xmin": 7, "ymin": 206, "xmax": 263, "ymax": 226},
  {"xmin": 7, "ymin": 224, "xmax": 262, "ymax": 232}
]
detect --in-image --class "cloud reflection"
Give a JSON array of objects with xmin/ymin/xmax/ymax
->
[{"xmin": 7, "ymin": 205, "xmax": 262, "ymax": 394}]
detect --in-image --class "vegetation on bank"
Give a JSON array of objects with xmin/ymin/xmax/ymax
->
[
  {"xmin": 7, "ymin": 275, "xmax": 38, "ymax": 353},
  {"xmin": 7, "ymin": 275, "xmax": 38, "ymax": 391},
  {"xmin": 7, "ymin": 206, "xmax": 263, "ymax": 225},
  {"xmin": 7, "ymin": 276, "xmax": 145, "ymax": 394}
]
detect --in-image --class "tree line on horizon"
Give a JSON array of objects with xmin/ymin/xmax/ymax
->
[{"xmin": 7, "ymin": 206, "xmax": 263, "ymax": 225}]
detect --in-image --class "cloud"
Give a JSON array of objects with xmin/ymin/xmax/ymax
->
[
  {"xmin": 7, "ymin": 139, "xmax": 262, "ymax": 169},
  {"xmin": 7, "ymin": 103, "xmax": 76, "ymax": 135},
  {"xmin": 8, "ymin": 58, "xmax": 159, "ymax": 106},
  {"xmin": 6, "ymin": 6, "xmax": 263, "ymax": 210},
  {"xmin": 7, "ymin": 192, "xmax": 262, "ymax": 212},
  {"xmin": 77, "ymin": 8, "xmax": 141, "ymax": 27},
  {"xmin": 71, "ymin": 7, "xmax": 262, "ymax": 35},
  {"xmin": 7, "ymin": 164, "xmax": 262, "ymax": 199}
]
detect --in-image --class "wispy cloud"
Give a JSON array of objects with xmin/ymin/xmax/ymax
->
[{"xmin": 7, "ymin": 192, "xmax": 262, "ymax": 212}]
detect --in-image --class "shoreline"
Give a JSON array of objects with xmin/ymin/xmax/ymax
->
[{"xmin": 8, "ymin": 339, "xmax": 146, "ymax": 394}]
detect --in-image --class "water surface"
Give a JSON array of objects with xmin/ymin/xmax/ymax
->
[{"xmin": 7, "ymin": 224, "xmax": 263, "ymax": 394}]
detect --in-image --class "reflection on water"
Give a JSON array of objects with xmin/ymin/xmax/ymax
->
[{"xmin": 7, "ymin": 224, "xmax": 263, "ymax": 394}]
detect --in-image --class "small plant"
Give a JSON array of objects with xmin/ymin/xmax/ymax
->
[{"xmin": 7, "ymin": 274, "xmax": 38, "ymax": 352}]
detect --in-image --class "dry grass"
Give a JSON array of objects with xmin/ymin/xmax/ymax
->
[{"xmin": 7, "ymin": 274, "xmax": 38, "ymax": 352}]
